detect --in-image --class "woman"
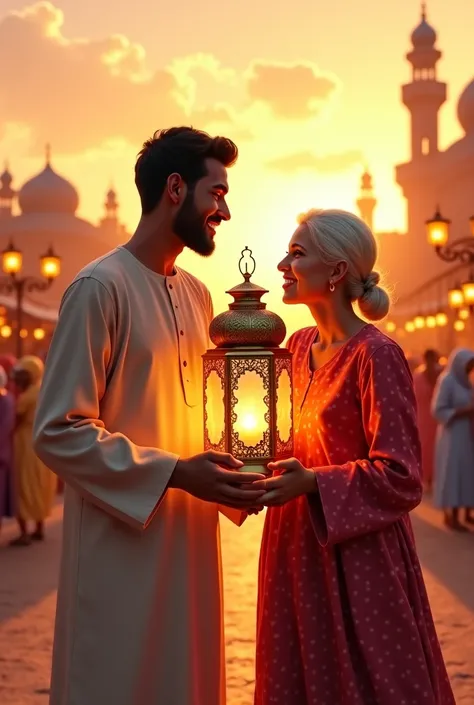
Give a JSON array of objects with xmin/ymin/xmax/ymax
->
[
  {"xmin": 0, "ymin": 365, "xmax": 15, "ymax": 536},
  {"xmin": 413, "ymin": 349, "xmax": 443, "ymax": 491},
  {"xmin": 431, "ymin": 348, "xmax": 474, "ymax": 530},
  {"xmin": 254, "ymin": 209, "xmax": 454, "ymax": 705},
  {"xmin": 10, "ymin": 355, "xmax": 57, "ymax": 546}
]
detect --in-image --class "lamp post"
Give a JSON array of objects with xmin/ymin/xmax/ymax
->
[
  {"xmin": 0, "ymin": 240, "xmax": 61, "ymax": 357},
  {"xmin": 203, "ymin": 247, "xmax": 294, "ymax": 475},
  {"xmin": 426, "ymin": 208, "xmax": 474, "ymax": 264}
]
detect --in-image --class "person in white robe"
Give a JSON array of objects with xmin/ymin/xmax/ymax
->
[
  {"xmin": 33, "ymin": 127, "xmax": 266, "ymax": 705},
  {"xmin": 431, "ymin": 347, "xmax": 474, "ymax": 531}
]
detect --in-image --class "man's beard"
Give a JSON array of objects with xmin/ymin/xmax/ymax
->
[{"xmin": 173, "ymin": 191, "xmax": 216, "ymax": 257}]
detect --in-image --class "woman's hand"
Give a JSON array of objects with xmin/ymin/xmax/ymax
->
[{"xmin": 253, "ymin": 458, "xmax": 317, "ymax": 506}]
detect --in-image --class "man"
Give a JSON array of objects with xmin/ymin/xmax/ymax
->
[{"xmin": 33, "ymin": 127, "xmax": 266, "ymax": 705}]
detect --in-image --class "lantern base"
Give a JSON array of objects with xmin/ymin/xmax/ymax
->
[{"xmin": 239, "ymin": 463, "xmax": 271, "ymax": 477}]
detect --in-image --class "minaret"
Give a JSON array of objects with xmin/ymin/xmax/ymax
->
[
  {"xmin": 100, "ymin": 184, "xmax": 125, "ymax": 240},
  {"xmin": 0, "ymin": 162, "xmax": 15, "ymax": 218},
  {"xmin": 356, "ymin": 168, "xmax": 377, "ymax": 230},
  {"xmin": 402, "ymin": 3, "xmax": 446, "ymax": 159}
]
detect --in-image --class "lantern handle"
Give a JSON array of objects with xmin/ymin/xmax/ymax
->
[{"xmin": 238, "ymin": 246, "xmax": 256, "ymax": 281}]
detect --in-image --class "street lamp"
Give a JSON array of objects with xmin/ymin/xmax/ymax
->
[
  {"xmin": 426, "ymin": 208, "xmax": 474, "ymax": 264},
  {"xmin": 0, "ymin": 240, "xmax": 60, "ymax": 357}
]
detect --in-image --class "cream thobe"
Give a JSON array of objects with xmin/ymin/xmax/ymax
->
[{"xmin": 33, "ymin": 246, "xmax": 229, "ymax": 705}]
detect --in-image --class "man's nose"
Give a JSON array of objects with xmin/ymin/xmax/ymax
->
[{"xmin": 219, "ymin": 201, "xmax": 231, "ymax": 221}]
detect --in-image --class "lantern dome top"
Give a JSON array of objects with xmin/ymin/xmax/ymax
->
[{"xmin": 209, "ymin": 246, "xmax": 286, "ymax": 348}]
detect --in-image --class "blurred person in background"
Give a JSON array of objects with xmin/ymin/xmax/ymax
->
[
  {"xmin": 0, "ymin": 364, "xmax": 15, "ymax": 538},
  {"xmin": 413, "ymin": 349, "xmax": 443, "ymax": 492},
  {"xmin": 9, "ymin": 355, "xmax": 57, "ymax": 546},
  {"xmin": 432, "ymin": 348, "xmax": 474, "ymax": 530}
]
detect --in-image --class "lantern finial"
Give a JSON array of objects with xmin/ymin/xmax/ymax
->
[{"xmin": 239, "ymin": 246, "xmax": 256, "ymax": 281}]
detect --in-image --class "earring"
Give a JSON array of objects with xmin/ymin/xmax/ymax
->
[{"xmin": 329, "ymin": 280, "xmax": 335, "ymax": 293}]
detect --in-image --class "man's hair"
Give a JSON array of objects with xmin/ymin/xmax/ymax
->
[{"xmin": 135, "ymin": 126, "xmax": 238, "ymax": 214}]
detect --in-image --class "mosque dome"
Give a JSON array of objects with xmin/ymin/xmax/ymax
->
[
  {"xmin": 457, "ymin": 79, "xmax": 474, "ymax": 135},
  {"xmin": 411, "ymin": 6, "xmax": 436, "ymax": 48},
  {"xmin": 18, "ymin": 145, "xmax": 79, "ymax": 215}
]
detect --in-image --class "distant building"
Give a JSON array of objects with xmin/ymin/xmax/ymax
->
[
  {"xmin": 0, "ymin": 146, "xmax": 128, "ymax": 355},
  {"xmin": 356, "ymin": 5, "xmax": 474, "ymax": 302}
]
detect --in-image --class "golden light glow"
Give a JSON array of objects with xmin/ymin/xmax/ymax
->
[
  {"xmin": 459, "ymin": 307, "xmax": 470, "ymax": 320},
  {"xmin": 234, "ymin": 370, "xmax": 267, "ymax": 446},
  {"xmin": 405, "ymin": 321, "xmax": 415, "ymax": 333},
  {"xmin": 454, "ymin": 319, "xmax": 465, "ymax": 332},
  {"xmin": 2, "ymin": 242, "xmax": 22, "ymax": 275},
  {"xmin": 426, "ymin": 210, "xmax": 450, "ymax": 247},
  {"xmin": 436, "ymin": 312, "xmax": 448, "ymax": 327},
  {"xmin": 448, "ymin": 286, "xmax": 464, "ymax": 308},
  {"xmin": 40, "ymin": 247, "xmax": 61, "ymax": 280},
  {"xmin": 0, "ymin": 317, "xmax": 4, "ymax": 327},
  {"xmin": 426, "ymin": 315, "xmax": 437, "ymax": 328},
  {"xmin": 0, "ymin": 324, "xmax": 12, "ymax": 338},
  {"xmin": 385, "ymin": 321, "xmax": 396, "ymax": 333},
  {"xmin": 461, "ymin": 280, "xmax": 474, "ymax": 305},
  {"xmin": 33, "ymin": 327, "xmax": 46, "ymax": 340},
  {"xmin": 470, "ymin": 215, "xmax": 474, "ymax": 238},
  {"xmin": 19, "ymin": 328, "xmax": 28, "ymax": 338},
  {"xmin": 414, "ymin": 315, "xmax": 425, "ymax": 329}
]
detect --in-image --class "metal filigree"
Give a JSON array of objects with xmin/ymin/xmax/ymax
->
[
  {"xmin": 435, "ymin": 239, "xmax": 474, "ymax": 265},
  {"xmin": 275, "ymin": 356, "xmax": 294, "ymax": 457}
]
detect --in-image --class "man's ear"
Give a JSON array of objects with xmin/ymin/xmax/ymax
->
[{"xmin": 166, "ymin": 173, "xmax": 186, "ymax": 205}]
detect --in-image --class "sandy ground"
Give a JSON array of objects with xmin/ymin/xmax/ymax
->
[{"xmin": 0, "ymin": 499, "xmax": 473, "ymax": 704}]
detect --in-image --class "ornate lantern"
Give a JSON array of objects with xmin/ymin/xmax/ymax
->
[{"xmin": 203, "ymin": 247, "xmax": 294, "ymax": 475}]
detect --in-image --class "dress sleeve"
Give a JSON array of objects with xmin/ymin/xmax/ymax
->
[
  {"xmin": 431, "ymin": 375, "xmax": 456, "ymax": 425},
  {"xmin": 33, "ymin": 276, "xmax": 179, "ymax": 532},
  {"xmin": 310, "ymin": 344, "xmax": 422, "ymax": 545}
]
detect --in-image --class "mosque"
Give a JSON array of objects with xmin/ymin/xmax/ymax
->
[
  {"xmin": 355, "ymin": 5, "xmax": 474, "ymax": 313},
  {"xmin": 0, "ymin": 5, "xmax": 473, "ymax": 356},
  {"xmin": 0, "ymin": 146, "xmax": 128, "ymax": 355}
]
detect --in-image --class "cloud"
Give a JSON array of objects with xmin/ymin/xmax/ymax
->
[
  {"xmin": 266, "ymin": 150, "xmax": 364, "ymax": 174},
  {"xmin": 0, "ymin": 2, "xmax": 187, "ymax": 154},
  {"xmin": 245, "ymin": 61, "xmax": 337, "ymax": 119},
  {"xmin": 0, "ymin": 3, "xmax": 343, "ymax": 157}
]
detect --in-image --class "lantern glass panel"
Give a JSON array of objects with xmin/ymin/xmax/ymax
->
[
  {"xmin": 230, "ymin": 356, "xmax": 271, "ymax": 459},
  {"xmin": 233, "ymin": 368, "xmax": 267, "ymax": 447},
  {"xmin": 203, "ymin": 357, "xmax": 226, "ymax": 452},
  {"xmin": 205, "ymin": 370, "xmax": 225, "ymax": 446},
  {"xmin": 276, "ymin": 365, "xmax": 292, "ymax": 445}
]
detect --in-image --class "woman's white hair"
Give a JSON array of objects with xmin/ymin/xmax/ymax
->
[{"xmin": 297, "ymin": 208, "xmax": 390, "ymax": 321}]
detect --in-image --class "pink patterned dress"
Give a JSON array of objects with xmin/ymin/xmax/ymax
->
[{"xmin": 255, "ymin": 325, "xmax": 454, "ymax": 705}]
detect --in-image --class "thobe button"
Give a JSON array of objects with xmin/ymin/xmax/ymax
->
[
  {"xmin": 183, "ymin": 360, "xmax": 187, "ymax": 367},
  {"xmin": 169, "ymin": 284, "xmax": 173, "ymax": 290},
  {"xmin": 180, "ymin": 330, "xmax": 184, "ymax": 336}
]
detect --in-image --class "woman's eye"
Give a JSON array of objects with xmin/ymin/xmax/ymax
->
[{"xmin": 293, "ymin": 250, "xmax": 303, "ymax": 257}]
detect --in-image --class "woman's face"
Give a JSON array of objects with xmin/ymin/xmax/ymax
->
[{"xmin": 277, "ymin": 224, "xmax": 343, "ymax": 306}]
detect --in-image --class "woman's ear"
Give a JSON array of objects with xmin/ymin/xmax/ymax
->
[{"xmin": 330, "ymin": 260, "xmax": 348, "ymax": 284}]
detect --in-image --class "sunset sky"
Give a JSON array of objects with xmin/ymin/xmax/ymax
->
[{"xmin": 0, "ymin": 0, "xmax": 473, "ymax": 331}]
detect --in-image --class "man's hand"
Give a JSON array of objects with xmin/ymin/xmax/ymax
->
[
  {"xmin": 253, "ymin": 457, "xmax": 317, "ymax": 507},
  {"xmin": 169, "ymin": 451, "xmax": 266, "ymax": 509}
]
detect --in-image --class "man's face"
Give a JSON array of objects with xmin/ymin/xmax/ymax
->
[{"xmin": 173, "ymin": 158, "xmax": 230, "ymax": 256}]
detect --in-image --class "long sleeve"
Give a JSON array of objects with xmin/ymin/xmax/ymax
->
[
  {"xmin": 310, "ymin": 344, "xmax": 422, "ymax": 545},
  {"xmin": 431, "ymin": 375, "xmax": 457, "ymax": 426},
  {"xmin": 33, "ymin": 276, "xmax": 179, "ymax": 531}
]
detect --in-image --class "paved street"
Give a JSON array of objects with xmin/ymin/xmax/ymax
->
[{"xmin": 0, "ymin": 500, "xmax": 473, "ymax": 704}]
